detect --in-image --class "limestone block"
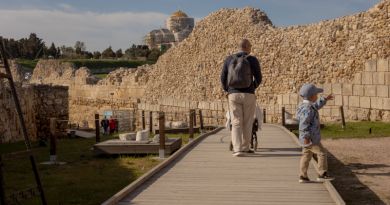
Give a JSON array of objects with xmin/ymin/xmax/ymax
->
[
  {"xmin": 383, "ymin": 98, "xmax": 390, "ymax": 110},
  {"xmin": 283, "ymin": 94, "xmax": 290, "ymax": 105},
  {"xmin": 289, "ymin": 94, "xmax": 299, "ymax": 105},
  {"xmin": 371, "ymin": 97, "xmax": 383, "ymax": 109},
  {"xmin": 322, "ymin": 84, "xmax": 332, "ymax": 94},
  {"xmin": 323, "ymin": 108, "xmax": 331, "ymax": 117},
  {"xmin": 377, "ymin": 58, "xmax": 389, "ymax": 72},
  {"xmin": 136, "ymin": 130, "xmax": 149, "ymax": 141},
  {"xmin": 385, "ymin": 72, "xmax": 390, "ymax": 85},
  {"xmin": 277, "ymin": 95, "xmax": 283, "ymax": 105},
  {"xmin": 353, "ymin": 85, "xmax": 364, "ymax": 96},
  {"xmin": 190, "ymin": 101, "xmax": 198, "ymax": 109},
  {"xmin": 349, "ymin": 96, "xmax": 360, "ymax": 107},
  {"xmin": 343, "ymin": 96, "xmax": 349, "ymax": 106},
  {"xmin": 204, "ymin": 102, "xmax": 210, "ymax": 110},
  {"xmin": 332, "ymin": 84, "xmax": 342, "ymax": 95},
  {"xmin": 335, "ymin": 95, "xmax": 343, "ymax": 106},
  {"xmin": 360, "ymin": 97, "xmax": 371, "ymax": 109},
  {"xmin": 373, "ymin": 72, "xmax": 385, "ymax": 85},
  {"xmin": 364, "ymin": 85, "xmax": 376, "ymax": 96},
  {"xmin": 171, "ymin": 121, "xmax": 188, "ymax": 128},
  {"xmin": 376, "ymin": 85, "xmax": 389, "ymax": 97},
  {"xmin": 331, "ymin": 107, "xmax": 340, "ymax": 118},
  {"xmin": 369, "ymin": 110, "xmax": 382, "ymax": 121},
  {"xmin": 353, "ymin": 73, "xmax": 362, "ymax": 85},
  {"xmin": 119, "ymin": 133, "xmax": 136, "ymax": 141},
  {"xmin": 362, "ymin": 72, "xmax": 373, "ymax": 85},
  {"xmin": 342, "ymin": 84, "xmax": 353, "ymax": 95},
  {"xmin": 365, "ymin": 59, "xmax": 377, "ymax": 72},
  {"xmin": 357, "ymin": 108, "xmax": 370, "ymax": 121}
]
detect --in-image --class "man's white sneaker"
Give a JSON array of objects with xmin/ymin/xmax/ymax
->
[{"xmin": 232, "ymin": 152, "xmax": 244, "ymax": 157}]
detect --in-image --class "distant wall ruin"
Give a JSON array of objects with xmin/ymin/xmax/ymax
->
[{"xmin": 0, "ymin": 83, "xmax": 68, "ymax": 143}]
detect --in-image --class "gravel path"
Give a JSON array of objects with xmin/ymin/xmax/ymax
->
[{"xmin": 323, "ymin": 137, "xmax": 390, "ymax": 205}]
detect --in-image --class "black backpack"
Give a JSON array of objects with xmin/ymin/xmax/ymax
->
[{"xmin": 227, "ymin": 54, "xmax": 252, "ymax": 88}]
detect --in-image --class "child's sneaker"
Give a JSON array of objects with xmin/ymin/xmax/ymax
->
[
  {"xmin": 299, "ymin": 176, "xmax": 310, "ymax": 183},
  {"xmin": 317, "ymin": 172, "xmax": 334, "ymax": 181}
]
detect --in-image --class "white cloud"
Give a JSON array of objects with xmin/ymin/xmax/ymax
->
[
  {"xmin": 58, "ymin": 3, "xmax": 74, "ymax": 11},
  {"xmin": 0, "ymin": 9, "xmax": 169, "ymax": 51}
]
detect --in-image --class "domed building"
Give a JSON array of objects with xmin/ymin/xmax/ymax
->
[{"xmin": 145, "ymin": 10, "xmax": 194, "ymax": 50}]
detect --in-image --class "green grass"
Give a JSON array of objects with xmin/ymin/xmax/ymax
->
[
  {"xmin": 63, "ymin": 59, "xmax": 153, "ymax": 70},
  {"xmin": 321, "ymin": 121, "xmax": 390, "ymax": 139},
  {"xmin": 94, "ymin": 73, "xmax": 108, "ymax": 79},
  {"xmin": 15, "ymin": 59, "xmax": 39, "ymax": 70},
  {"xmin": 1, "ymin": 133, "xmax": 160, "ymax": 205}
]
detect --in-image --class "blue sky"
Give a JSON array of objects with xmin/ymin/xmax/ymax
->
[{"xmin": 0, "ymin": 0, "xmax": 380, "ymax": 51}]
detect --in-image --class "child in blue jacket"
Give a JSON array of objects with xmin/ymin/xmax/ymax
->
[{"xmin": 297, "ymin": 83, "xmax": 334, "ymax": 183}]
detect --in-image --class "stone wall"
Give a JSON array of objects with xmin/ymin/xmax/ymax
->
[
  {"xmin": 0, "ymin": 82, "xmax": 68, "ymax": 143},
  {"xmin": 271, "ymin": 58, "xmax": 390, "ymax": 122}
]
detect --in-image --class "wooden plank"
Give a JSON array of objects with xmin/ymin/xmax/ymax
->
[{"xmin": 111, "ymin": 124, "xmax": 338, "ymax": 205}]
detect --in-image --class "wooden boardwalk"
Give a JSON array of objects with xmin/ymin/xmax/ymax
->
[{"xmin": 115, "ymin": 124, "xmax": 338, "ymax": 205}]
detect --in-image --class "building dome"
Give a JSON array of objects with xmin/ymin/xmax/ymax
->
[{"xmin": 171, "ymin": 10, "xmax": 188, "ymax": 18}]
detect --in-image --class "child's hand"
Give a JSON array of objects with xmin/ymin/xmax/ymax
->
[
  {"xmin": 304, "ymin": 138, "xmax": 311, "ymax": 145},
  {"xmin": 325, "ymin": 94, "xmax": 334, "ymax": 101}
]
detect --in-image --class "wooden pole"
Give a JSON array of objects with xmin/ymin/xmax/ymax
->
[
  {"xmin": 158, "ymin": 112, "xmax": 165, "ymax": 158},
  {"xmin": 142, "ymin": 110, "xmax": 146, "ymax": 130},
  {"xmin": 263, "ymin": 109, "xmax": 266, "ymax": 123},
  {"xmin": 149, "ymin": 111, "xmax": 153, "ymax": 133},
  {"xmin": 199, "ymin": 110, "xmax": 204, "ymax": 131},
  {"xmin": 95, "ymin": 114, "xmax": 100, "ymax": 143},
  {"xmin": 193, "ymin": 110, "xmax": 197, "ymax": 127},
  {"xmin": 282, "ymin": 107, "xmax": 286, "ymax": 127},
  {"xmin": 339, "ymin": 106, "xmax": 346, "ymax": 129},
  {"xmin": 189, "ymin": 109, "xmax": 194, "ymax": 140},
  {"xmin": 0, "ymin": 155, "xmax": 6, "ymax": 205},
  {"xmin": 49, "ymin": 118, "xmax": 57, "ymax": 162}
]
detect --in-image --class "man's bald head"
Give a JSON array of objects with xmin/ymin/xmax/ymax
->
[{"xmin": 238, "ymin": 39, "xmax": 252, "ymax": 53}]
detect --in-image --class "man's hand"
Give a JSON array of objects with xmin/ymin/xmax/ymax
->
[
  {"xmin": 325, "ymin": 94, "xmax": 334, "ymax": 101},
  {"xmin": 304, "ymin": 138, "xmax": 311, "ymax": 145}
]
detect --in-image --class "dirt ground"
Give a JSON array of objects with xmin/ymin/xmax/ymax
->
[{"xmin": 323, "ymin": 137, "xmax": 390, "ymax": 205}]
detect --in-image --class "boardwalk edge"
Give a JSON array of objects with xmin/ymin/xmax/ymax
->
[
  {"xmin": 268, "ymin": 124, "xmax": 346, "ymax": 205},
  {"xmin": 101, "ymin": 127, "xmax": 224, "ymax": 205}
]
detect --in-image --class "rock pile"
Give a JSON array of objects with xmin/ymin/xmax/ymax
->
[
  {"xmin": 142, "ymin": 1, "xmax": 389, "ymax": 104},
  {"xmin": 98, "ymin": 65, "xmax": 151, "ymax": 86},
  {"xmin": 30, "ymin": 60, "xmax": 76, "ymax": 85}
]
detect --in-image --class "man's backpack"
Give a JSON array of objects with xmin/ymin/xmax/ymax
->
[{"xmin": 227, "ymin": 54, "xmax": 252, "ymax": 89}]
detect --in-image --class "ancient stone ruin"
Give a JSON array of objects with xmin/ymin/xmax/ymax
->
[
  {"xmin": 145, "ymin": 10, "xmax": 195, "ymax": 49},
  {"xmin": 1, "ymin": 1, "xmax": 390, "ymax": 142}
]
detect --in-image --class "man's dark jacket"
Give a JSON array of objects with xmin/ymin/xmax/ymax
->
[{"xmin": 220, "ymin": 51, "xmax": 262, "ymax": 94}]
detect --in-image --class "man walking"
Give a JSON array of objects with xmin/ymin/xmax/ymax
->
[{"xmin": 221, "ymin": 39, "xmax": 262, "ymax": 156}]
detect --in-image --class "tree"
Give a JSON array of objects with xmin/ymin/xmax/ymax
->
[
  {"xmin": 102, "ymin": 46, "xmax": 115, "ymax": 58},
  {"xmin": 93, "ymin": 51, "xmax": 101, "ymax": 59},
  {"xmin": 60, "ymin": 45, "xmax": 76, "ymax": 58},
  {"xmin": 74, "ymin": 41, "xmax": 86, "ymax": 55},
  {"xmin": 14, "ymin": 33, "xmax": 45, "ymax": 59},
  {"xmin": 83, "ymin": 51, "xmax": 93, "ymax": 59},
  {"xmin": 115, "ymin": 49, "xmax": 123, "ymax": 58},
  {"xmin": 47, "ymin": 42, "xmax": 58, "ymax": 58},
  {"xmin": 124, "ymin": 44, "xmax": 150, "ymax": 59},
  {"xmin": 147, "ymin": 48, "xmax": 161, "ymax": 61}
]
